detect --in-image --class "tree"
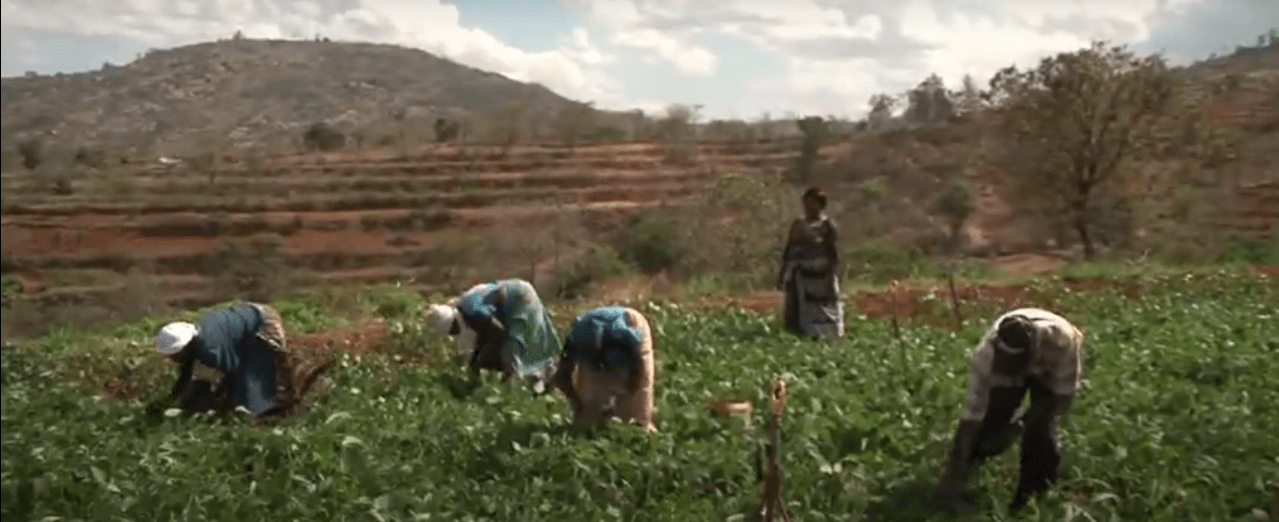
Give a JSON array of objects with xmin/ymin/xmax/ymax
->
[
  {"xmin": 498, "ymin": 100, "xmax": 531, "ymax": 155},
  {"xmin": 551, "ymin": 101, "xmax": 596, "ymax": 154},
  {"xmin": 933, "ymin": 175, "xmax": 976, "ymax": 252},
  {"xmin": 17, "ymin": 139, "xmax": 42, "ymax": 170},
  {"xmin": 794, "ymin": 116, "xmax": 830, "ymax": 183},
  {"xmin": 954, "ymin": 74, "xmax": 984, "ymax": 115},
  {"xmin": 904, "ymin": 73, "xmax": 955, "ymax": 124},
  {"xmin": 302, "ymin": 122, "xmax": 346, "ymax": 151},
  {"xmin": 657, "ymin": 104, "xmax": 701, "ymax": 164},
  {"xmin": 988, "ymin": 41, "xmax": 1175, "ymax": 259},
  {"xmin": 867, "ymin": 94, "xmax": 899, "ymax": 130},
  {"xmin": 433, "ymin": 118, "xmax": 461, "ymax": 143}
]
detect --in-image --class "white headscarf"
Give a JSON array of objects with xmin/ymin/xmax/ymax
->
[
  {"xmin": 426, "ymin": 304, "xmax": 457, "ymax": 334},
  {"xmin": 155, "ymin": 322, "xmax": 197, "ymax": 355}
]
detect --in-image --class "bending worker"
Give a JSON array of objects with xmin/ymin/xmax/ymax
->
[
  {"xmin": 427, "ymin": 278, "xmax": 561, "ymax": 386},
  {"xmin": 935, "ymin": 307, "xmax": 1085, "ymax": 513},
  {"xmin": 152, "ymin": 301, "xmax": 299, "ymax": 418},
  {"xmin": 550, "ymin": 305, "xmax": 657, "ymax": 432}
]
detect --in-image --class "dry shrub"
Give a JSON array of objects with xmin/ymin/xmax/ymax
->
[
  {"xmin": 611, "ymin": 173, "xmax": 796, "ymax": 290},
  {"xmin": 205, "ymin": 233, "xmax": 289, "ymax": 302}
]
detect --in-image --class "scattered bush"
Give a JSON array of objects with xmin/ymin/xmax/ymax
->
[
  {"xmin": 551, "ymin": 246, "xmax": 628, "ymax": 299},
  {"xmin": 73, "ymin": 147, "xmax": 108, "ymax": 169},
  {"xmin": 932, "ymin": 176, "xmax": 975, "ymax": 252},
  {"xmin": 302, "ymin": 123, "xmax": 346, "ymax": 152},
  {"xmin": 621, "ymin": 213, "xmax": 688, "ymax": 274},
  {"xmin": 434, "ymin": 118, "xmax": 461, "ymax": 143},
  {"xmin": 17, "ymin": 139, "xmax": 42, "ymax": 170},
  {"xmin": 205, "ymin": 233, "xmax": 288, "ymax": 302}
]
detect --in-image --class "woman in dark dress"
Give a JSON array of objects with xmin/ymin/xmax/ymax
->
[{"xmin": 777, "ymin": 187, "xmax": 844, "ymax": 339}]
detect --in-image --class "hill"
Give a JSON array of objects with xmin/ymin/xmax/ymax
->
[{"xmin": 0, "ymin": 38, "xmax": 602, "ymax": 159}]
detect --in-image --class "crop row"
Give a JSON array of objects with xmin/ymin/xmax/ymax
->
[
  {"xmin": 9, "ymin": 230, "xmax": 603, "ymax": 276},
  {"xmin": 0, "ymin": 168, "xmax": 724, "ymax": 204},
  {"xmin": 0, "ymin": 182, "xmax": 703, "ymax": 218},
  {"xmin": 0, "ymin": 151, "xmax": 796, "ymax": 188},
  {"xmin": 268, "ymin": 136, "xmax": 816, "ymax": 165},
  {"xmin": 14, "ymin": 267, "xmax": 452, "ymax": 310},
  {"xmin": 4, "ymin": 199, "xmax": 675, "ymax": 271}
]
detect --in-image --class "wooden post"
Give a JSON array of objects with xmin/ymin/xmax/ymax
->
[
  {"xmin": 889, "ymin": 280, "xmax": 902, "ymax": 340},
  {"xmin": 947, "ymin": 270, "xmax": 963, "ymax": 331},
  {"xmin": 757, "ymin": 378, "xmax": 794, "ymax": 522}
]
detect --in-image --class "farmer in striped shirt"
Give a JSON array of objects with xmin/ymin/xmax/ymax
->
[
  {"xmin": 936, "ymin": 307, "xmax": 1085, "ymax": 513},
  {"xmin": 550, "ymin": 306, "xmax": 657, "ymax": 432}
]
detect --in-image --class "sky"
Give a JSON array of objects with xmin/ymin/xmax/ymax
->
[{"xmin": 1, "ymin": 0, "xmax": 1275, "ymax": 120}]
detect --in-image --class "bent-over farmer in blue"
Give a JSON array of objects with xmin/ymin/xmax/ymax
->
[
  {"xmin": 153, "ymin": 301, "xmax": 300, "ymax": 418},
  {"xmin": 936, "ymin": 307, "xmax": 1085, "ymax": 513},
  {"xmin": 550, "ymin": 306, "xmax": 657, "ymax": 432},
  {"xmin": 427, "ymin": 278, "xmax": 561, "ymax": 387}
]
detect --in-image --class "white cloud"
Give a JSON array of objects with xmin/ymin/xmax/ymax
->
[
  {"xmin": 575, "ymin": 0, "xmax": 1275, "ymax": 119},
  {"xmin": 579, "ymin": 0, "xmax": 718, "ymax": 76},
  {"xmin": 612, "ymin": 27, "xmax": 717, "ymax": 76},
  {"xmin": 4, "ymin": 0, "xmax": 1275, "ymax": 121},
  {"xmin": 0, "ymin": 0, "xmax": 634, "ymax": 109}
]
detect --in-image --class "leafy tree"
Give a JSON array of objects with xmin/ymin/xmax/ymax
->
[
  {"xmin": 988, "ymin": 41, "xmax": 1175, "ymax": 259},
  {"xmin": 904, "ymin": 74, "xmax": 955, "ymax": 124},
  {"xmin": 867, "ymin": 94, "xmax": 899, "ymax": 130},
  {"xmin": 657, "ymin": 104, "xmax": 701, "ymax": 164},
  {"xmin": 933, "ymin": 175, "xmax": 976, "ymax": 252},
  {"xmin": 551, "ymin": 101, "xmax": 596, "ymax": 154},
  {"xmin": 302, "ymin": 122, "xmax": 346, "ymax": 151},
  {"xmin": 17, "ymin": 139, "xmax": 42, "ymax": 170},
  {"xmin": 794, "ymin": 116, "xmax": 830, "ymax": 183},
  {"xmin": 434, "ymin": 118, "xmax": 461, "ymax": 143},
  {"xmin": 954, "ymin": 74, "xmax": 984, "ymax": 115}
]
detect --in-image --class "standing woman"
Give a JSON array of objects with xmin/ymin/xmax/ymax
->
[
  {"xmin": 426, "ymin": 278, "xmax": 561, "ymax": 386},
  {"xmin": 777, "ymin": 187, "xmax": 844, "ymax": 339}
]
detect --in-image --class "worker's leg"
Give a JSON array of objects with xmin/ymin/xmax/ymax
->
[
  {"xmin": 1010, "ymin": 377, "xmax": 1074, "ymax": 511},
  {"xmin": 233, "ymin": 338, "xmax": 280, "ymax": 416},
  {"xmin": 613, "ymin": 309, "xmax": 656, "ymax": 431},
  {"xmin": 937, "ymin": 382, "xmax": 1027, "ymax": 507},
  {"xmin": 571, "ymin": 365, "xmax": 608, "ymax": 427}
]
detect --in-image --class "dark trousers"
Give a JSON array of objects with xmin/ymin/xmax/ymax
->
[{"xmin": 973, "ymin": 376, "xmax": 1074, "ymax": 510}]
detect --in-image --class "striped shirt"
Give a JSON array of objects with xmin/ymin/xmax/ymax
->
[{"xmin": 960, "ymin": 308, "xmax": 1085, "ymax": 421}]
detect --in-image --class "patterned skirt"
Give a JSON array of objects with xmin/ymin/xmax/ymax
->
[{"xmin": 245, "ymin": 302, "xmax": 299, "ymax": 406}]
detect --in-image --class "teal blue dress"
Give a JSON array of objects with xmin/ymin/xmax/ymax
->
[
  {"xmin": 456, "ymin": 279, "xmax": 561, "ymax": 378},
  {"xmin": 564, "ymin": 306, "xmax": 644, "ymax": 372}
]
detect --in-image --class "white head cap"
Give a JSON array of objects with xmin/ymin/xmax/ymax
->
[
  {"xmin": 426, "ymin": 304, "xmax": 458, "ymax": 335},
  {"xmin": 155, "ymin": 322, "xmax": 197, "ymax": 356}
]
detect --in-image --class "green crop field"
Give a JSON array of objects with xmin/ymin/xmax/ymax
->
[{"xmin": 2, "ymin": 270, "xmax": 1276, "ymax": 521}]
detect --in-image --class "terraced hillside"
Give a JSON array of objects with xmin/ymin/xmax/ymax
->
[
  {"xmin": 1, "ymin": 138, "xmax": 815, "ymax": 310},
  {"xmin": 4, "ymin": 46, "xmax": 1277, "ymax": 337}
]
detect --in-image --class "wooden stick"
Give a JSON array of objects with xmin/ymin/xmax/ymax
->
[
  {"xmin": 889, "ymin": 280, "xmax": 902, "ymax": 340},
  {"xmin": 757, "ymin": 378, "xmax": 794, "ymax": 522},
  {"xmin": 947, "ymin": 269, "xmax": 963, "ymax": 331}
]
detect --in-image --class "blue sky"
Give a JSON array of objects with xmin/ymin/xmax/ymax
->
[{"xmin": 2, "ymin": 0, "xmax": 1275, "ymax": 120}]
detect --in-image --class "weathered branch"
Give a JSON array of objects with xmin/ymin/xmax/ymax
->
[{"xmin": 756, "ymin": 378, "xmax": 794, "ymax": 522}]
